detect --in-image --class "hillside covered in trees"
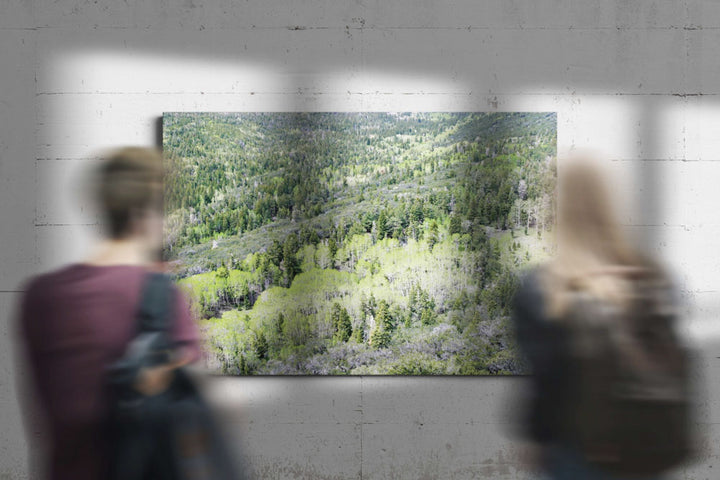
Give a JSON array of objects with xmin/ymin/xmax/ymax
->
[{"xmin": 163, "ymin": 112, "xmax": 556, "ymax": 375}]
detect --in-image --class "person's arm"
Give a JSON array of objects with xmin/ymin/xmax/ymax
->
[
  {"xmin": 16, "ymin": 278, "xmax": 46, "ymax": 404},
  {"xmin": 169, "ymin": 286, "xmax": 201, "ymax": 364},
  {"xmin": 15, "ymin": 278, "xmax": 51, "ymax": 452},
  {"xmin": 133, "ymin": 285, "xmax": 201, "ymax": 396}
]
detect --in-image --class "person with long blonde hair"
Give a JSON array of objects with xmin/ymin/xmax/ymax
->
[
  {"xmin": 512, "ymin": 156, "xmax": 691, "ymax": 480},
  {"xmin": 543, "ymin": 157, "xmax": 654, "ymax": 319}
]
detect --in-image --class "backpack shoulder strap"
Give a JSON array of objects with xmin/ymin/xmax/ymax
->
[{"xmin": 137, "ymin": 272, "xmax": 174, "ymax": 334}]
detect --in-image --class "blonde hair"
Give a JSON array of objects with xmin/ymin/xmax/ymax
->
[
  {"xmin": 96, "ymin": 147, "xmax": 165, "ymax": 238},
  {"xmin": 543, "ymin": 156, "xmax": 654, "ymax": 319}
]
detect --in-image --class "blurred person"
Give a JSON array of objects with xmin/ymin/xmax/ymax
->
[
  {"xmin": 512, "ymin": 157, "xmax": 694, "ymax": 479},
  {"xmin": 16, "ymin": 147, "xmax": 201, "ymax": 480}
]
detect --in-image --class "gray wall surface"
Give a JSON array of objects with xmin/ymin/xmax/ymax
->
[{"xmin": 2, "ymin": 1, "xmax": 720, "ymax": 478}]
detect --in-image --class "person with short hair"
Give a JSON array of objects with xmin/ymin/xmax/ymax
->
[{"xmin": 17, "ymin": 147, "xmax": 200, "ymax": 480}]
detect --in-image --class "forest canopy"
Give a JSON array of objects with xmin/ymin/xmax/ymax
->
[{"xmin": 163, "ymin": 112, "xmax": 557, "ymax": 375}]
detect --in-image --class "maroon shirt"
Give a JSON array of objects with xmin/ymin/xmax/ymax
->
[{"xmin": 17, "ymin": 264, "xmax": 201, "ymax": 480}]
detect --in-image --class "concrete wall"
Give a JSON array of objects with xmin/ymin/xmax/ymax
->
[{"xmin": 2, "ymin": 1, "xmax": 720, "ymax": 478}]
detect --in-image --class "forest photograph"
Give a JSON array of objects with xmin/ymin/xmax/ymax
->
[{"xmin": 162, "ymin": 112, "xmax": 557, "ymax": 375}]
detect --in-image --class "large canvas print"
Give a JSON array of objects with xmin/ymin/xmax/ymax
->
[{"xmin": 163, "ymin": 112, "xmax": 556, "ymax": 375}]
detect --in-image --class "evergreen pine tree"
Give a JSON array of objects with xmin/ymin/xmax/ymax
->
[
  {"xmin": 254, "ymin": 331, "xmax": 268, "ymax": 360},
  {"xmin": 352, "ymin": 319, "xmax": 365, "ymax": 343},
  {"xmin": 377, "ymin": 210, "xmax": 389, "ymax": 240},
  {"xmin": 376, "ymin": 299, "xmax": 393, "ymax": 331},
  {"xmin": 331, "ymin": 302, "xmax": 353, "ymax": 342},
  {"xmin": 369, "ymin": 325, "xmax": 391, "ymax": 349},
  {"xmin": 449, "ymin": 214, "xmax": 462, "ymax": 235}
]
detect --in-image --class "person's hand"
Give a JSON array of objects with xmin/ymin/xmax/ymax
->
[{"xmin": 134, "ymin": 364, "xmax": 175, "ymax": 396}]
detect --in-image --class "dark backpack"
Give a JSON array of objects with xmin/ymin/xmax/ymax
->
[
  {"xmin": 106, "ymin": 273, "xmax": 242, "ymax": 480},
  {"xmin": 562, "ymin": 272, "xmax": 695, "ymax": 476}
]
